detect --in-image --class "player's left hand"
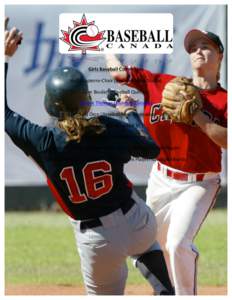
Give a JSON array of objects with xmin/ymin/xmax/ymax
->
[
  {"xmin": 161, "ymin": 76, "xmax": 203, "ymax": 125},
  {"xmin": 5, "ymin": 17, "xmax": 23, "ymax": 57}
]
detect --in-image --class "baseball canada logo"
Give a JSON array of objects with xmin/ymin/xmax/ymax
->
[{"xmin": 60, "ymin": 14, "xmax": 105, "ymax": 54}]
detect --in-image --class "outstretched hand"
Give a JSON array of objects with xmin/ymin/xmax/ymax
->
[{"xmin": 5, "ymin": 17, "xmax": 23, "ymax": 57}]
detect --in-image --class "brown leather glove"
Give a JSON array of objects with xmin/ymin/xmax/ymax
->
[{"xmin": 161, "ymin": 77, "xmax": 203, "ymax": 125}]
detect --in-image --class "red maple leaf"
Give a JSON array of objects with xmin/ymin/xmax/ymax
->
[{"xmin": 60, "ymin": 14, "xmax": 105, "ymax": 54}]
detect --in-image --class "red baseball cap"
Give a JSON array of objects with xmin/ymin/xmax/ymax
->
[{"xmin": 184, "ymin": 29, "xmax": 224, "ymax": 53}]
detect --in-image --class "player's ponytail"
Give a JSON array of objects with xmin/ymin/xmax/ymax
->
[{"xmin": 58, "ymin": 114, "xmax": 105, "ymax": 142}]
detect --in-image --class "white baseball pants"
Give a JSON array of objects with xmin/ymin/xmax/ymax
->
[{"xmin": 146, "ymin": 161, "xmax": 221, "ymax": 295}]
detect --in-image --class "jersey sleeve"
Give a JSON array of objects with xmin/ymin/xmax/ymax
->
[
  {"xmin": 125, "ymin": 111, "xmax": 160, "ymax": 158},
  {"xmin": 101, "ymin": 113, "xmax": 159, "ymax": 159},
  {"xmin": 5, "ymin": 63, "xmax": 53, "ymax": 157},
  {"xmin": 117, "ymin": 66, "xmax": 154, "ymax": 95},
  {"xmin": 116, "ymin": 66, "xmax": 175, "ymax": 104}
]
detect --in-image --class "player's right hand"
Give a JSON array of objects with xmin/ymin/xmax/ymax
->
[
  {"xmin": 5, "ymin": 17, "xmax": 23, "ymax": 57},
  {"xmin": 116, "ymin": 94, "xmax": 137, "ymax": 115}
]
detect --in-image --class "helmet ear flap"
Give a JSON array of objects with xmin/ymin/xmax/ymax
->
[{"xmin": 44, "ymin": 93, "xmax": 67, "ymax": 119}]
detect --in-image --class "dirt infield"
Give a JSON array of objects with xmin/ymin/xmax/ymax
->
[{"xmin": 5, "ymin": 284, "xmax": 227, "ymax": 295}]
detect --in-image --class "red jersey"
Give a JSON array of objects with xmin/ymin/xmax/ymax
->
[{"xmin": 122, "ymin": 66, "xmax": 227, "ymax": 173}]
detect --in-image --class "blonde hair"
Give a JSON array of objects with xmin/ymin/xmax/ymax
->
[{"xmin": 58, "ymin": 114, "xmax": 105, "ymax": 143}]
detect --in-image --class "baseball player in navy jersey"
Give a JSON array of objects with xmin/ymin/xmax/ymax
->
[
  {"xmin": 5, "ymin": 18, "xmax": 175, "ymax": 295},
  {"xmin": 105, "ymin": 29, "xmax": 227, "ymax": 295}
]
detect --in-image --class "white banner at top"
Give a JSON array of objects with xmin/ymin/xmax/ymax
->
[{"xmin": 59, "ymin": 13, "xmax": 173, "ymax": 54}]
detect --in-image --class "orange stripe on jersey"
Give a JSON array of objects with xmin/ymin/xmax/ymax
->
[
  {"xmin": 127, "ymin": 179, "xmax": 133, "ymax": 189},
  {"xmin": 47, "ymin": 177, "xmax": 76, "ymax": 219}
]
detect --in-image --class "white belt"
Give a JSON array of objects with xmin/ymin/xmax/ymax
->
[{"xmin": 156, "ymin": 161, "xmax": 219, "ymax": 182}]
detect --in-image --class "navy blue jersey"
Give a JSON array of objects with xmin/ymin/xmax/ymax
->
[{"xmin": 5, "ymin": 63, "xmax": 160, "ymax": 220}]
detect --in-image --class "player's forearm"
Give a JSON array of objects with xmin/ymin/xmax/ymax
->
[
  {"xmin": 4, "ymin": 62, "xmax": 23, "ymax": 148},
  {"xmin": 5, "ymin": 62, "xmax": 11, "ymax": 116},
  {"xmin": 126, "ymin": 111, "xmax": 149, "ymax": 137},
  {"xmin": 126, "ymin": 111, "xmax": 160, "ymax": 158},
  {"xmin": 4, "ymin": 60, "xmax": 16, "ymax": 123},
  {"xmin": 193, "ymin": 111, "xmax": 227, "ymax": 149},
  {"xmin": 105, "ymin": 54, "xmax": 127, "ymax": 81}
]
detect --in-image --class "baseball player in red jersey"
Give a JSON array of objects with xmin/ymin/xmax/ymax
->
[{"xmin": 105, "ymin": 29, "xmax": 227, "ymax": 295}]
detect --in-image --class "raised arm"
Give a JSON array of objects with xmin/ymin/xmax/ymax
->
[
  {"xmin": 5, "ymin": 17, "xmax": 23, "ymax": 112},
  {"xmin": 105, "ymin": 54, "xmax": 127, "ymax": 82},
  {"xmin": 5, "ymin": 17, "xmax": 53, "ymax": 156}
]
